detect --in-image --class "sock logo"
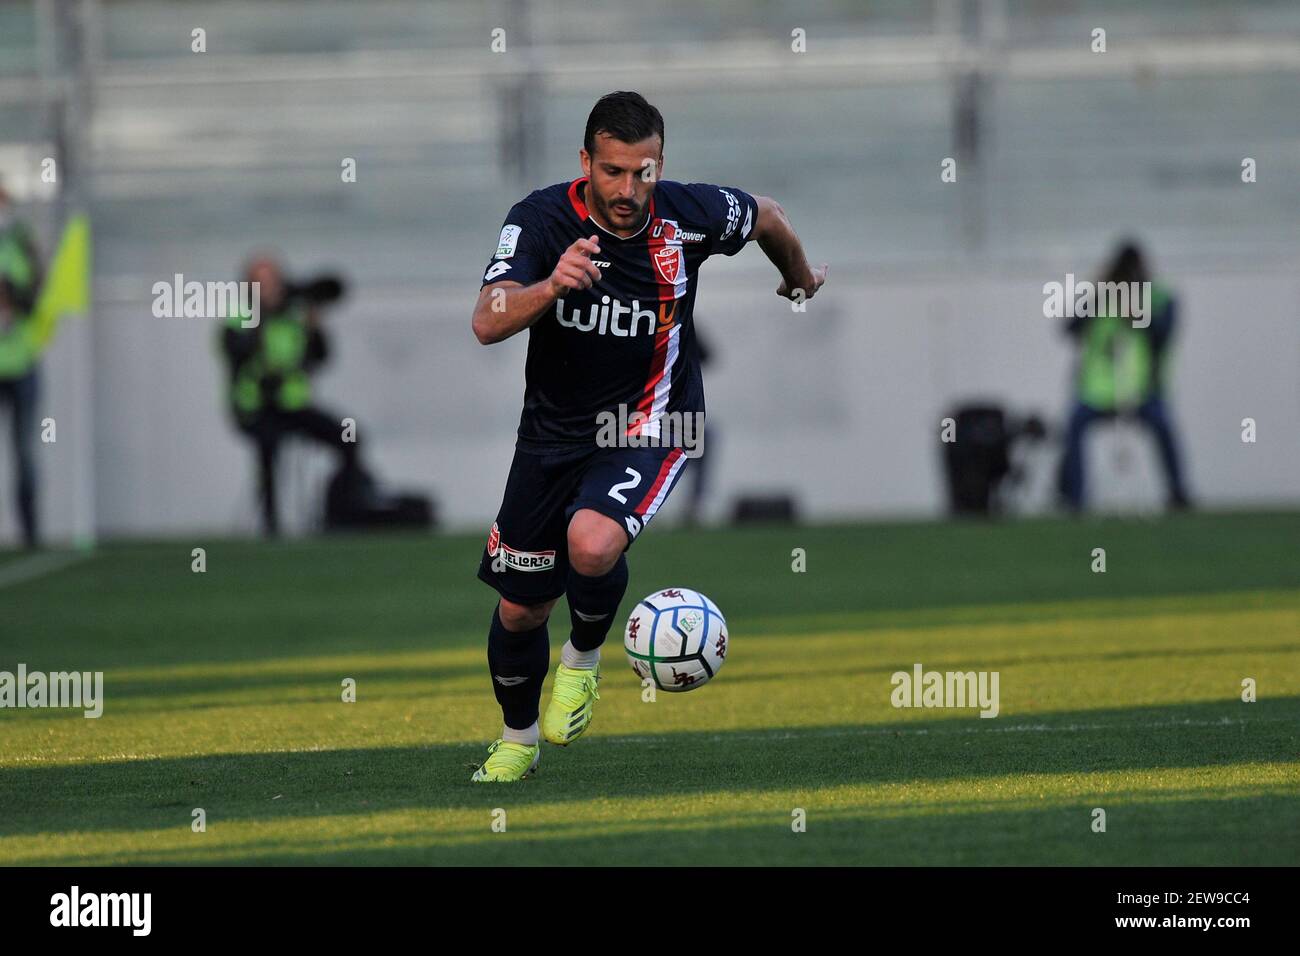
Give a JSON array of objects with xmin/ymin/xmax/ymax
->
[
  {"xmin": 494, "ymin": 675, "xmax": 529, "ymax": 687},
  {"xmin": 573, "ymin": 609, "xmax": 609, "ymax": 623}
]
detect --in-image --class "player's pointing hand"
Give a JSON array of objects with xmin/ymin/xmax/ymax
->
[{"xmin": 549, "ymin": 235, "xmax": 603, "ymax": 298}]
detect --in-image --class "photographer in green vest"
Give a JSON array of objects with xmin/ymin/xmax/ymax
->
[
  {"xmin": 0, "ymin": 181, "xmax": 44, "ymax": 548},
  {"xmin": 1059, "ymin": 241, "xmax": 1191, "ymax": 512},
  {"xmin": 220, "ymin": 254, "xmax": 361, "ymax": 536}
]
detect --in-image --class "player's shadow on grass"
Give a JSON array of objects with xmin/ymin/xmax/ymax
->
[{"xmin": 1, "ymin": 696, "xmax": 1295, "ymax": 846}]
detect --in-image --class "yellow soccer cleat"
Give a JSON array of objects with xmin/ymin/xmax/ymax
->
[
  {"xmin": 470, "ymin": 739, "xmax": 540, "ymax": 782},
  {"xmin": 542, "ymin": 663, "xmax": 601, "ymax": 746}
]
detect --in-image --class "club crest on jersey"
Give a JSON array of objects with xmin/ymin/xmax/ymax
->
[{"xmin": 654, "ymin": 246, "xmax": 684, "ymax": 285}]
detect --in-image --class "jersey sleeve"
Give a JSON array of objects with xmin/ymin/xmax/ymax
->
[
  {"xmin": 480, "ymin": 201, "xmax": 550, "ymax": 289},
  {"xmin": 679, "ymin": 183, "xmax": 759, "ymax": 258}
]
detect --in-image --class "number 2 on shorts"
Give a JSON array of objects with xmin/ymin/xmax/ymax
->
[{"xmin": 608, "ymin": 467, "xmax": 642, "ymax": 505}]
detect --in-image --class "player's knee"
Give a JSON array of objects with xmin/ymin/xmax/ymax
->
[
  {"xmin": 498, "ymin": 597, "xmax": 555, "ymax": 631},
  {"xmin": 567, "ymin": 511, "xmax": 625, "ymax": 577}
]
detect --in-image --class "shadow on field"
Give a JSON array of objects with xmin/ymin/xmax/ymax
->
[
  {"xmin": 4, "ymin": 513, "xmax": 1299, "ymax": 673},
  {"xmin": 1, "ymin": 662, "xmax": 488, "ymax": 713},
  {"xmin": 29, "ymin": 792, "xmax": 1293, "ymax": 866},
  {"xmin": 2, "ymin": 697, "xmax": 1295, "ymax": 849},
  {"xmin": 712, "ymin": 641, "xmax": 1300, "ymax": 690}
]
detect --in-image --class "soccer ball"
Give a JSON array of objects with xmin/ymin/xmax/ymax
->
[{"xmin": 623, "ymin": 587, "xmax": 728, "ymax": 692}]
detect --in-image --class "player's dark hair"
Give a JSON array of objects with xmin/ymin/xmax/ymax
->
[{"xmin": 584, "ymin": 91, "xmax": 664, "ymax": 157}]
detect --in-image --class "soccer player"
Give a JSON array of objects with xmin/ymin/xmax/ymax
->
[{"xmin": 469, "ymin": 91, "xmax": 827, "ymax": 781}]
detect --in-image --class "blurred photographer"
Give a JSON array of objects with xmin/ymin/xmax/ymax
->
[
  {"xmin": 219, "ymin": 253, "xmax": 361, "ymax": 536},
  {"xmin": 0, "ymin": 181, "xmax": 43, "ymax": 548},
  {"xmin": 1058, "ymin": 241, "xmax": 1191, "ymax": 513}
]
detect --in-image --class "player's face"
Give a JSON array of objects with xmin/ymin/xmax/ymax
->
[{"xmin": 580, "ymin": 133, "xmax": 662, "ymax": 236}]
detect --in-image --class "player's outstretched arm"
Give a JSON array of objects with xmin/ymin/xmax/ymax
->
[
  {"xmin": 752, "ymin": 195, "xmax": 828, "ymax": 303},
  {"xmin": 472, "ymin": 235, "xmax": 602, "ymax": 345}
]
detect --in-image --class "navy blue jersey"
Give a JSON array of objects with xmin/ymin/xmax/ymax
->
[{"xmin": 480, "ymin": 178, "xmax": 759, "ymax": 452}]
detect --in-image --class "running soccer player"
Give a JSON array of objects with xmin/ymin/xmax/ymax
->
[{"xmin": 469, "ymin": 91, "xmax": 827, "ymax": 781}]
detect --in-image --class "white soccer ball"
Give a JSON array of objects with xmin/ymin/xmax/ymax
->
[{"xmin": 623, "ymin": 587, "xmax": 728, "ymax": 692}]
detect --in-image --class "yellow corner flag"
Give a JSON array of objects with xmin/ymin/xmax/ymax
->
[{"xmin": 25, "ymin": 213, "xmax": 92, "ymax": 352}]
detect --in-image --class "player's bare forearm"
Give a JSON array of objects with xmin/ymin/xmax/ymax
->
[
  {"xmin": 753, "ymin": 195, "xmax": 828, "ymax": 302},
  {"xmin": 472, "ymin": 280, "xmax": 557, "ymax": 345},
  {"xmin": 473, "ymin": 235, "xmax": 603, "ymax": 344}
]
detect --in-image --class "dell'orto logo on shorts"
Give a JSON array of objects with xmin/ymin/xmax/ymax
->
[
  {"xmin": 487, "ymin": 522, "xmax": 556, "ymax": 572},
  {"xmin": 555, "ymin": 297, "xmax": 659, "ymax": 336}
]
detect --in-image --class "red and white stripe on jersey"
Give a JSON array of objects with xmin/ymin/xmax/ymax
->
[
  {"xmin": 634, "ymin": 447, "xmax": 688, "ymax": 518},
  {"xmin": 627, "ymin": 301, "xmax": 680, "ymax": 440},
  {"xmin": 628, "ymin": 203, "xmax": 687, "ymax": 441}
]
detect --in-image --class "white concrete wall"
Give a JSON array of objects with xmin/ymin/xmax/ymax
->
[{"xmin": 4, "ymin": 258, "xmax": 1297, "ymax": 545}]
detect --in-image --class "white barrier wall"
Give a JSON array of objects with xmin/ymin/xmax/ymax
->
[{"xmin": 3, "ymin": 259, "xmax": 1297, "ymax": 544}]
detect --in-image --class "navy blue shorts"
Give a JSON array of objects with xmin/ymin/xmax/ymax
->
[{"xmin": 477, "ymin": 443, "xmax": 690, "ymax": 606}]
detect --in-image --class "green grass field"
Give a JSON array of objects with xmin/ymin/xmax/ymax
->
[{"xmin": 1, "ymin": 511, "xmax": 1297, "ymax": 865}]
